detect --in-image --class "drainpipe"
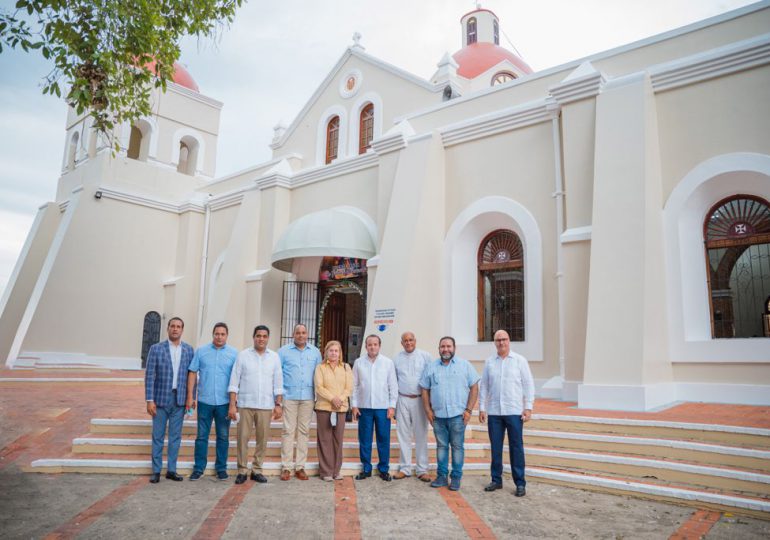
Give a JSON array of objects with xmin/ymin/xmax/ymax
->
[
  {"xmin": 548, "ymin": 100, "xmax": 567, "ymax": 385},
  {"xmin": 196, "ymin": 195, "xmax": 212, "ymax": 341}
]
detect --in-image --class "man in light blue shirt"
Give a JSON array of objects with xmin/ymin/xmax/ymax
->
[
  {"xmin": 278, "ymin": 324, "xmax": 322, "ymax": 480},
  {"xmin": 479, "ymin": 329, "xmax": 535, "ymax": 497},
  {"xmin": 420, "ymin": 336, "xmax": 479, "ymax": 491},
  {"xmin": 185, "ymin": 322, "xmax": 238, "ymax": 481}
]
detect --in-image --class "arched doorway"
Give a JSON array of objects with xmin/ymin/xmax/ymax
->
[
  {"xmin": 317, "ymin": 258, "xmax": 367, "ymax": 364},
  {"xmin": 141, "ymin": 311, "xmax": 162, "ymax": 367}
]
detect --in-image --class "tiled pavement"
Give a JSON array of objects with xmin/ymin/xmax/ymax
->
[{"xmin": 1, "ymin": 374, "xmax": 769, "ymax": 538}]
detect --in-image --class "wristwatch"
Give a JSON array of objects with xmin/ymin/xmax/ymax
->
[{"xmin": 464, "ymin": 408, "xmax": 472, "ymax": 414}]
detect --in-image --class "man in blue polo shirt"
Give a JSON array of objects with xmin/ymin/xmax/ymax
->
[
  {"xmin": 420, "ymin": 336, "xmax": 480, "ymax": 492},
  {"xmin": 186, "ymin": 322, "xmax": 238, "ymax": 481},
  {"xmin": 278, "ymin": 324, "xmax": 322, "ymax": 481}
]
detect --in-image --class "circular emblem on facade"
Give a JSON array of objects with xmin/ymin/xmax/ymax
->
[{"xmin": 339, "ymin": 69, "xmax": 362, "ymax": 99}]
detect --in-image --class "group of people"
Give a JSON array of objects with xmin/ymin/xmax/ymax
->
[{"xmin": 144, "ymin": 317, "xmax": 535, "ymax": 495}]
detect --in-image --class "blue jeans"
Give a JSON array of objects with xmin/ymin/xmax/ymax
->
[
  {"xmin": 194, "ymin": 402, "xmax": 231, "ymax": 473},
  {"xmin": 488, "ymin": 414, "xmax": 525, "ymax": 487},
  {"xmin": 358, "ymin": 408, "xmax": 391, "ymax": 474},
  {"xmin": 151, "ymin": 396, "xmax": 185, "ymax": 473},
  {"xmin": 433, "ymin": 415, "xmax": 466, "ymax": 479}
]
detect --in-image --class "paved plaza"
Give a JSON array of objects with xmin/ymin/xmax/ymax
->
[{"xmin": 0, "ymin": 375, "xmax": 768, "ymax": 539}]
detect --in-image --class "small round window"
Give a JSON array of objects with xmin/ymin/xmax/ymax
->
[{"xmin": 492, "ymin": 71, "xmax": 516, "ymax": 86}]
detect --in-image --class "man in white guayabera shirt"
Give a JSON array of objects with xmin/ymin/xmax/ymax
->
[
  {"xmin": 392, "ymin": 331, "xmax": 433, "ymax": 482},
  {"xmin": 479, "ymin": 329, "xmax": 535, "ymax": 497},
  {"xmin": 227, "ymin": 325, "xmax": 283, "ymax": 485},
  {"xmin": 351, "ymin": 334, "xmax": 398, "ymax": 482}
]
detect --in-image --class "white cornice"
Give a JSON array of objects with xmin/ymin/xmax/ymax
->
[
  {"xmin": 560, "ymin": 226, "xmax": 592, "ymax": 244},
  {"xmin": 208, "ymin": 189, "xmax": 246, "ymax": 211},
  {"xmin": 440, "ymin": 98, "xmax": 552, "ymax": 147},
  {"xmin": 549, "ymin": 63, "xmax": 607, "ymax": 105},
  {"xmin": 291, "ymin": 152, "xmax": 378, "ymax": 188},
  {"xmin": 256, "ymin": 173, "xmax": 292, "ymax": 190},
  {"xmin": 95, "ymin": 186, "xmax": 205, "ymax": 214},
  {"xmin": 207, "ymin": 153, "xmax": 303, "ymax": 187},
  {"xmin": 649, "ymin": 32, "xmax": 770, "ymax": 92},
  {"xmin": 371, "ymin": 132, "xmax": 407, "ymax": 155},
  {"xmin": 166, "ymin": 82, "xmax": 223, "ymax": 109}
]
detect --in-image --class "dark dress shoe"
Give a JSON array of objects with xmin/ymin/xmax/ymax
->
[
  {"xmin": 149, "ymin": 473, "xmax": 160, "ymax": 484},
  {"xmin": 379, "ymin": 472, "xmax": 392, "ymax": 482},
  {"xmin": 165, "ymin": 472, "xmax": 184, "ymax": 481},
  {"xmin": 189, "ymin": 470, "xmax": 203, "ymax": 481},
  {"xmin": 515, "ymin": 486, "xmax": 526, "ymax": 497},
  {"xmin": 235, "ymin": 474, "xmax": 247, "ymax": 485},
  {"xmin": 354, "ymin": 471, "xmax": 371, "ymax": 480},
  {"xmin": 251, "ymin": 472, "xmax": 268, "ymax": 483},
  {"xmin": 484, "ymin": 482, "xmax": 502, "ymax": 492}
]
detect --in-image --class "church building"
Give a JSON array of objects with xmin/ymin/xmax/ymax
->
[{"xmin": 1, "ymin": 4, "xmax": 768, "ymax": 411}]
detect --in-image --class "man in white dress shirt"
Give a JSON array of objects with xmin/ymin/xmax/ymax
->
[
  {"xmin": 228, "ymin": 325, "xmax": 283, "ymax": 485},
  {"xmin": 392, "ymin": 331, "xmax": 432, "ymax": 482},
  {"xmin": 351, "ymin": 334, "xmax": 398, "ymax": 481},
  {"xmin": 479, "ymin": 329, "xmax": 535, "ymax": 497}
]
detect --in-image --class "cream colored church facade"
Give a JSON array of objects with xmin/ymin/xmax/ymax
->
[{"xmin": 1, "ymin": 4, "xmax": 769, "ymax": 411}]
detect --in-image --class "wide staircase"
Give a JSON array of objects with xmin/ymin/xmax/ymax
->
[{"xmin": 27, "ymin": 408, "xmax": 770, "ymax": 519}]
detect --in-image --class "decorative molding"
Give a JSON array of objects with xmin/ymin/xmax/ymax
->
[
  {"xmin": 291, "ymin": 152, "xmax": 378, "ymax": 188},
  {"xmin": 208, "ymin": 189, "xmax": 245, "ymax": 211},
  {"xmin": 256, "ymin": 173, "xmax": 292, "ymax": 190},
  {"xmin": 95, "ymin": 186, "xmax": 205, "ymax": 214},
  {"xmin": 440, "ymin": 98, "xmax": 552, "ymax": 147},
  {"xmin": 560, "ymin": 226, "xmax": 592, "ymax": 243},
  {"xmin": 162, "ymin": 276, "xmax": 183, "ymax": 287},
  {"xmin": 650, "ymin": 32, "xmax": 770, "ymax": 92},
  {"xmin": 371, "ymin": 132, "xmax": 407, "ymax": 155},
  {"xmin": 166, "ymin": 81, "xmax": 224, "ymax": 109},
  {"xmin": 549, "ymin": 62, "xmax": 607, "ymax": 105}
]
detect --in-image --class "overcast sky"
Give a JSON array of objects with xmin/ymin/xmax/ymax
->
[{"xmin": 0, "ymin": 0, "xmax": 758, "ymax": 295}]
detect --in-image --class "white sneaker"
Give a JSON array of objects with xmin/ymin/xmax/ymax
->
[
  {"xmin": 322, "ymin": 476, "xmax": 333, "ymax": 482},
  {"xmin": 334, "ymin": 474, "xmax": 344, "ymax": 480}
]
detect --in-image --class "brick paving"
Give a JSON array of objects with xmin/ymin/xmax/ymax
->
[
  {"xmin": 334, "ymin": 477, "xmax": 362, "ymax": 540},
  {"xmin": 41, "ymin": 476, "xmax": 146, "ymax": 540},
  {"xmin": 192, "ymin": 481, "xmax": 255, "ymax": 539},
  {"xmin": 1, "ymin": 375, "xmax": 769, "ymax": 538},
  {"xmin": 669, "ymin": 509, "xmax": 722, "ymax": 540},
  {"xmin": 438, "ymin": 487, "xmax": 497, "ymax": 539}
]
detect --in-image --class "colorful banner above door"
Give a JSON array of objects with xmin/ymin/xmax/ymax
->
[{"xmin": 319, "ymin": 257, "xmax": 367, "ymax": 281}]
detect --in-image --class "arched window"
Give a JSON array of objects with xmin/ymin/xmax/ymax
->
[
  {"xmin": 359, "ymin": 104, "xmax": 374, "ymax": 155},
  {"xmin": 493, "ymin": 19, "xmax": 499, "ymax": 45},
  {"xmin": 67, "ymin": 131, "xmax": 79, "ymax": 170},
  {"xmin": 491, "ymin": 71, "xmax": 516, "ymax": 86},
  {"xmin": 325, "ymin": 115, "xmax": 340, "ymax": 164},
  {"xmin": 467, "ymin": 17, "xmax": 477, "ymax": 45},
  {"xmin": 478, "ymin": 229, "xmax": 524, "ymax": 341},
  {"xmin": 176, "ymin": 136, "xmax": 199, "ymax": 175},
  {"xmin": 705, "ymin": 195, "xmax": 770, "ymax": 338},
  {"xmin": 140, "ymin": 311, "xmax": 162, "ymax": 368},
  {"xmin": 127, "ymin": 125, "xmax": 143, "ymax": 160}
]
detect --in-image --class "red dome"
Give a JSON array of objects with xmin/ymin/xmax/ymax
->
[
  {"xmin": 452, "ymin": 42, "xmax": 533, "ymax": 80},
  {"xmin": 144, "ymin": 60, "xmax": 199, "ymax": 92}
]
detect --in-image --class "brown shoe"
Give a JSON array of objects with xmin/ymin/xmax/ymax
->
[
  {"xmin": 417, "ymin": 474, "xmax": 432, "ymax": 483},
  {"xmin": 295, "ymin": 469, "xmax": 309, "ymax": 481},
  {"xmin": 280, "ymin": 469, "xmax": 291, "ymax": 481},
  {"xmin": 392, "ymin": 471, "xmax": 408, "ymax": 480}
]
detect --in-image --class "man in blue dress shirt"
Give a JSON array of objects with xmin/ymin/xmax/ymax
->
[
  {"xmin": 185, "ymin": 322, "xmax": 238, "ymax": 481},
  {"xmin": 278, "ymin": 324, "xmax": 322, "ymax": 481},
  {"xmin": 420, "ymin": 336, "xmax": 480, "ymax": 492},
  {"xmin": 144, "ymin": 316, "xmax": 194, "ymax": 483},
  {"xmin": 479, "ymin": 329, "xmax": 535, "ymax": 497}
]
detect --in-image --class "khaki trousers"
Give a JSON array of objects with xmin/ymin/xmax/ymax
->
[
  {"xmin": 315, "ymin": 410, "xmax": 346, "ymax": 478},
  {"xmin": 281, "ymin": 399, "xmax": 314, "ymax": 470},
  {"xmin": 237, "ymin": 408, "xmax": 272, "ymax": 475}
]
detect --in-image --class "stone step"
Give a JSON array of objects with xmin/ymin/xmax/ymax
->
[
  {"xmin": 24, "ymin": 458, "xmax": 770, "ymax": 519},
  {"xmin": 65, "ymin": 436, "xmax": 770, "ymax": 498}
]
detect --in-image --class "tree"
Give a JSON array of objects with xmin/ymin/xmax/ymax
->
[{"xmin": 0, "ymin": 0, "xmax": 243, "ymax": 147}]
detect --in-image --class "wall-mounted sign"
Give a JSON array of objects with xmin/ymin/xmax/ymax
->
[
  {"xmin": 373, "ymin": 308, "xmax": 396, "ymax": 332},
  {"xmin": 319, "ymin": 257, "xmax": 367, "ymax": 282}
]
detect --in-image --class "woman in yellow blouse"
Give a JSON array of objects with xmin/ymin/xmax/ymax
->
[{"xmin": 314, "ymin": 340, "xmax": 353, "ymax": 481}]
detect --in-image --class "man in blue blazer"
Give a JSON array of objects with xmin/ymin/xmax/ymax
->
[{"xmin": 144, "ymin": 316, "xmax": 195, "ymax": 483}]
